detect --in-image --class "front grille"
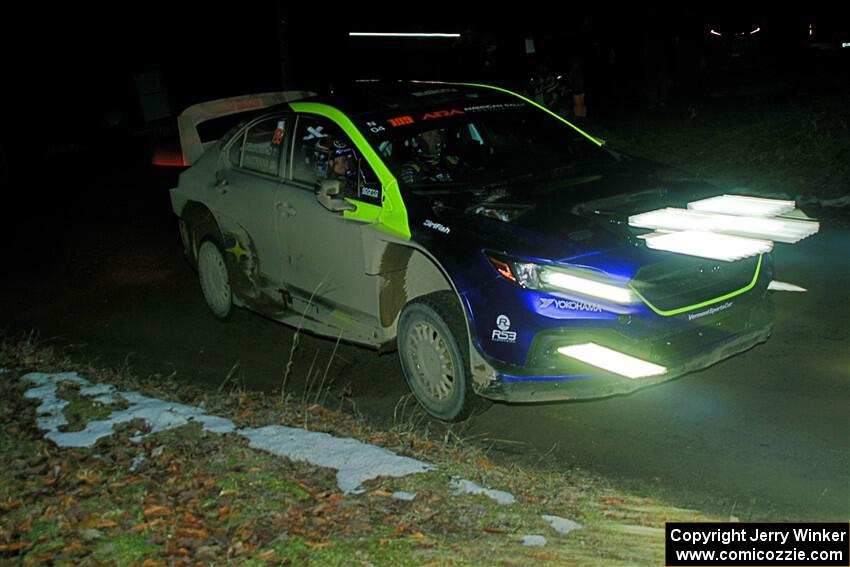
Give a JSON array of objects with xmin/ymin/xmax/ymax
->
[{"xmin": 630, "ymin": 255, "xmax": 758, "ymax": 312}]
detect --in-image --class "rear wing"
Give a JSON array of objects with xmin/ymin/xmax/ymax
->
[{"xmin": 177, "ymin": 91, "xmax": 314, "ymax": 165}]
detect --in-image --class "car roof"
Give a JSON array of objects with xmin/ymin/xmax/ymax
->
[
  {"xmin": 299, "ymin": 81, "xmax": 516, "ymax": 117},
  {"xmin": 216, "ymin": 81, "xmax": 519, "ymax": 143}
]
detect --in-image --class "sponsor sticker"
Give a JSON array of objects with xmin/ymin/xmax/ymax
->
[
  {"xmin": 539, "ymin": 298, "xmax": 603, "ymax": 312},
  {"xmin": 423, "ymin": 219, "xmax": 450, "ymax": 234},
  {"xmin": 491, "ymin": 314, "xmax": 517, "ymax": 343},
  {"xmin": 361, "ymin": 186, "xmax": 380, "ymax": 199},
  {"xmin": 687, "ymin": 302, "xmax": 733, "ymax": 321}
]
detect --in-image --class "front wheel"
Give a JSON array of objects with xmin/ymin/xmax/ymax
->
[
  {"xmin": 397, "ymin": 292, "xmax": 484, "ymax": 421},
  {"xmin": 197, "ymin": 239, "xmax": 233, "ymax": 320}
]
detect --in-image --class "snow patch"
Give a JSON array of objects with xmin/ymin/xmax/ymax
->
[
  {"xmin": 22, "ymin": 372, "xmax": 236, "ymax": 448},
  {"xmin": 392, "ymin": 491, "xmax": 417, "ymax": 501},
  {"xmin": 241, "ymin": 425, "xmax": 435, "ymax": 494},
  {"xmin": 22, "ymin": 372, "xmax": 436, "ymax": 496},
  {"xmin": 542, "ymin": 514, "xmax": 582, "ymax": 534},
  {"xmin": 450, "ymin": 478, "xmax": 515, "ymax": 505},
  {"xmin": 129, "ymin": 453, "xmax": 146, "ymax": 473},
  {"xmin": 79, "ymin": 384, "xmax": 115, "ymax": 397}
]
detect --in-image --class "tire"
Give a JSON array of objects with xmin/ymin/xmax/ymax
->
[
  {"xmin": 197, "ymin": 239, "xmax": 233, "ymax": 320},
  {"xmin": 397, "ymin": 292, "xmax": 484, "ymax": 421}
]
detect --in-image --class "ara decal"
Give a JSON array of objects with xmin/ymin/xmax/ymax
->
[{"xmin": 422, "ymin": 109, "xmax": 464, "ymax": 120}]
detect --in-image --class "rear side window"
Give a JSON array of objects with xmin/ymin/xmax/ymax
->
[{"xmin": 232, "ymin": 117, "xmax": 288, "ymax": 176}]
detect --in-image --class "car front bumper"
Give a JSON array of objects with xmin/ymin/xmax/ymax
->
[{"xmin": 475, "ymin": 300, "xmax": 773, "ymax": 403}]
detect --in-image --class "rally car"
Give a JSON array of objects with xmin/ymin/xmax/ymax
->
[{"xmin": 171, "ymin": 81, "xmax": 817, "ymax": 420}]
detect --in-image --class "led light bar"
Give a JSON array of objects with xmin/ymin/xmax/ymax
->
[
  {"xmin": 687, "ymin": 194, "xmax": 796, "ymax": 217},
  {"xmin": 558, "ymin": 343, "xmax": 667, "ymax": 379},
  {"xmin": 349, "ymin": 32, "xmax": 461, "ymax": 38},
  {"xmin": 768, "ymin": 280, "xmax": 807, "ymax": 292},
  {"xmin": 629, "ymin": 208, "xmax": 819, "ymax": 243},
  {"xmin": 540, "ymin": 270, "xmax": 636, "ymax": 304},
  {"xmin": 641, "ymin": 230, "xmax": 773, "ymax": 261}
]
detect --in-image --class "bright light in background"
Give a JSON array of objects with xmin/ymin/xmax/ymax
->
[
  {"xmin": 750, "ymin": 27, "xmax": 761, "ymax": 34},
  {"xmin": 710, "ymin": 29, "xmax": 722, "ymax": 37},
  {"xmin": 809, "ymin": 23, "xmax": 814, "ymax": 37},
  {"xmin": 349, "ymin": 32, "xmax": 461, "ymax": 38},
  {"xmin": 641, "ymin": 230, "xmax": 773, "ymax": 262},
  {"xmin": 687, "ymin": 195, "xmax": 796, "ymax": 217},
  {"xmin": 558, "ymin": 343, "xmax": 667, "ymax": 379},
  {"xmin": 629, "ymin": 208, "xmax": 819, "ymax": 243}
]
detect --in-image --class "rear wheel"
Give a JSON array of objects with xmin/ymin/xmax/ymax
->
[
  {"xmin": 398, "ymin": 292, "xmax": 483, "ymax": 421},
  {"xmin": 197, "ymin": 240, "xmax": 233, "ymax": 320}
]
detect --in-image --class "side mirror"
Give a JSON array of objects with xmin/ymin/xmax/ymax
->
[{"xmin": 316, "ymin": 179, "xmax": 356, "ymax": 212}]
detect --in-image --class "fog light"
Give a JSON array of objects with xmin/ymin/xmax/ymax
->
[{"xmin": 557, "ymin": 343, "xmax": 667, "ymax": 379}]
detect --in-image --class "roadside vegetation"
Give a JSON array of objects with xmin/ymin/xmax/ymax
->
[{"xmin": 0, "ymin": 335, "xmax": 720, "ymax": 566}]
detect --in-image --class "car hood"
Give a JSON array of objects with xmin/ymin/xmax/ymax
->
[{"xmin": 407, "ymin": 159, "xmax": 718, "ymax": 265}]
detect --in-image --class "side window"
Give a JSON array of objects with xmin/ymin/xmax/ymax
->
[
  {"xmin": 293, "ymin": 116, "xmax": 382, "ymax": 204},
  {"xmin": 239, "ymin": 117, "xmax": 287, "ymax": 176},
  {"xmin": 293, "ymin": 116, "xmax": 344, "ymax": 185},
  {"xmin": 228, "ymin": 131, "xmax": 244, "ymax": 167}
]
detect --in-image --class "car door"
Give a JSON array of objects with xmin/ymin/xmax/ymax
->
[
  {"xmin": 214, "ymin": 115, "xmax": 290, "ymax": 287},
  {"xmin": 277, "ymin": 114, "xmax": 378, "ymax": 322}
]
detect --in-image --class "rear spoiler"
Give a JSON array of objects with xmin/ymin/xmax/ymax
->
[{"xmin": 177, "ymin": 91, "xmax": 314, "ymax": 166}]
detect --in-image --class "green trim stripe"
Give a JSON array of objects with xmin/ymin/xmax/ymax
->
[
  {"xmin": 460, "ymin": 83, "xmax": 604, "ymax": 147},
  {"xmin": 630, "ymin": 255, "xmax": 763, "ymax": 317},
  {"xmin": 289, "ymin": 101, "xmax": 411, "ymax": 240}
]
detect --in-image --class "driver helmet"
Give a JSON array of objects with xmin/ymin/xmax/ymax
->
[{"xmin": 314, "ymin": 137, "xmax": 354, "ymax": 178}]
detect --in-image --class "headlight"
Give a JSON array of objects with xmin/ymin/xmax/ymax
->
[{"xmin": 488, "ymin": 255, "xmax": 638, "ymax": 304}]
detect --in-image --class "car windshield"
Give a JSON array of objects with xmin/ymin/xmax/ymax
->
[{"xmin": 359, "ymin": 102, "xmax": 615, "ymax": 191}]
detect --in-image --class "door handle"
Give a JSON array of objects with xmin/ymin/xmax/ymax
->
[{"xmin": 276, "ymin": 202, "xmax": 297, "ymax": 218}]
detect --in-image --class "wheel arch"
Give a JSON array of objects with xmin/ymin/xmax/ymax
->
[
  {"xmin": 375, "ymin": 241, "xmax": 498, "ymax": 390},
  {"xmin": 178, "ymin": 201, "xmax": 224, "ymax": 266}
]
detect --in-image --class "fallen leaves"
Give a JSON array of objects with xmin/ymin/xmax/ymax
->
[
  {"xmin": 0, "ymin": 500, "xmax": 23, "ymax": 512},
  {"xmin": 131, "ymin": 519, "xmax": 163, "ymax": 533},
  {"xmin": 143, "ymin": 505, "xmax": 171, "ymax": 518},
  {"xmin": 79, "ymin": 515, "xmax": 118, "ymax": 530},
  {"xmin": 174, "ymin": 527, "xmax": 209, "ymax": 540},
  {"xmin": 75, "ymin": 469, "xmax": 102, "ymax": 485}
]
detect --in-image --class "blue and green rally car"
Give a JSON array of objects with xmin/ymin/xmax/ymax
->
[{"xmin": 171, "ymin": 81, "xmax": 809, "ymax": 420}]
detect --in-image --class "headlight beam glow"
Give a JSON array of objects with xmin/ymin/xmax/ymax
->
[
  {"xmin": 541, "ymin": 269, "xmax": 636, "ymax": 304},
  {"xmin": 558, "ymin": 343, "xmax": 667, "ymax": 379}
]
